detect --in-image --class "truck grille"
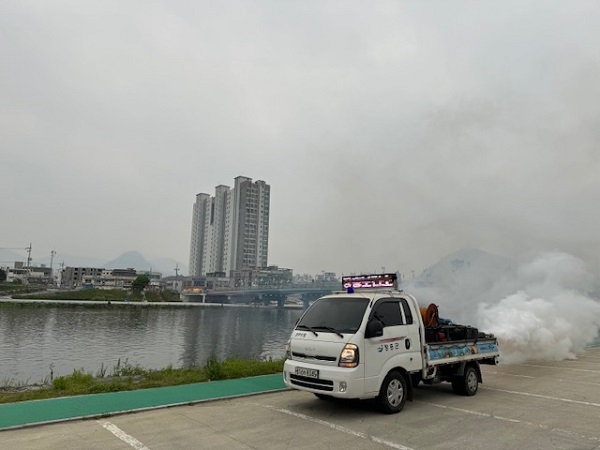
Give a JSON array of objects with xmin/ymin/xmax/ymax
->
[
  {"xmin": 292, "ymin": 352, "xmax": 337, "ymax": 362},
  {"xmin": 290, "ymin": 374, "xmax": 334, "ymax": 391}
]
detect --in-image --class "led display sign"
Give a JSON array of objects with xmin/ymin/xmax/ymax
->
[{"xmin": 341, "ymin": 273, "xmax": 397, "ymax": 290}]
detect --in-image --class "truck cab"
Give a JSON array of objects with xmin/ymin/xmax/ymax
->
[{"xmin": 283, "ymin": 273, "xmax": 499, "ymax": 414}]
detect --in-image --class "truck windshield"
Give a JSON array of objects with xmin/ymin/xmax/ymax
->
[{"xmin": 297, "ymin": 297, "xmax": 370, "ymax": 334}]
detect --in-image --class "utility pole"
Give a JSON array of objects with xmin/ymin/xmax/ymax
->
[
  {"xmin": 26, "ymin": 243, "xmax": 32, "ymax": 282},
  {"xmin": 50, "ymin": 250, "xmax": 56, "ymax": 286},
  {"xmin": 26, "ymin": 243, "xmax": 32, "ymax": 268},
  {"xmin": 59, "ymin": 261, "xmax": 64, "ymax": 289},
  {"xmin": 174, "ymin": 263, "xmax": 179, "ymax": 277}
]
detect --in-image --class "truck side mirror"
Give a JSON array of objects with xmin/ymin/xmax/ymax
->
[{"xmin": 365, "ymin": 319, "xmax": 384, "ymax": 338}]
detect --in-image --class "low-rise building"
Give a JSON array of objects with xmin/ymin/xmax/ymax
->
[
  {"xmin": 230, "ymin": 265, "xmax": 293, "ymax": 289},
  {"xmin": 2, "ymin": 262, "xmax": 28, "ymax": 284},
  {"xmin": 163, "ymin": 275, "xmax": 198, "ymax": 293},
  {"xmin": 61, "ymin": 267, "xmax": 104, "ymax": 289},
  {"xmin": 61, "ymin": 267, "xmax": 161, "ymax": 290},
  {"xmin": 2, "ymin": 262, "xmax": 54, "ymax": 285}
]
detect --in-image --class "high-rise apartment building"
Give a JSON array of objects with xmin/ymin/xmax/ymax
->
[{"xmin": 188, "ymin": 176, "xmax": 270, "ymax": 277}]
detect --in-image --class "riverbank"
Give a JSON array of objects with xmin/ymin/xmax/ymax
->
[
  {"xmin": 0, "ymin": 298, "xmax": 198, "ymax": 307},
  {"xmin": 3, "ymin": 287, "xmax": 305, "ymax": 308},
  {"xmin": 0, "ymin": 283, "xmax": 44, "ymax": 298},
  {"xmin": 10, "ymin": 288, "xmax": 180, "ymax": 302},
  {"xmin": 0, "ymin": 298, "xmax": 303, "ymax": 309}
]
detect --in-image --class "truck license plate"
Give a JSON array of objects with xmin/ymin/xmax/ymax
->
[{"xmin": 295, "ymin": 367, "xmax": 319, "ymax": 378}]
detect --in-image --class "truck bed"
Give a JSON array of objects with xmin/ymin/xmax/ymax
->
[{"xmin": 425, "ymin": 338, "xmax": 499, "ymax": 366}]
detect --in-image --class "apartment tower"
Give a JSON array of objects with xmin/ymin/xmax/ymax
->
[{"xmin": 188, "ymin": 176, "xmax": 270, "ymax": 277}]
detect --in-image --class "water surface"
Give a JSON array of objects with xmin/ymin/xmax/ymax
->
[{"xmin": 0, "ymin": 303, "xmax": 302, "ymax": 384}]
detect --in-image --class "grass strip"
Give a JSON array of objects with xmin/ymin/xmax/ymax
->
[{"xmin": 0, "ymin": 357, "xmax": 285, "ymax": 405}]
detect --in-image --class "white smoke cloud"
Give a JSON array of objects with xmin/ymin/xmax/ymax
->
[
  {"xmin": 478, "ymin": 290, "xmax": 600, "ymax": 363},
  {"xmin": 407, "ymin": 251, "xmax": 600, "ymax": 363},
  {"xmin": 478, "ymin": 252, "xmax": 600, "ymax": 363}
]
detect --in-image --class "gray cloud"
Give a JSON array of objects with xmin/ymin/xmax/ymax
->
[{"xmin": 1, "ymin": 1, "xmax": 599, "ymax": 276}]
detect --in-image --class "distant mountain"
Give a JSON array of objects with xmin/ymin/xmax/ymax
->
[
  {"xmin": 414, "ymin": 248, "xmax": 516, "ymax": 288},
  {"xmin": 104, "ymin": 251, "xmax": 152, "ymax": 271},
  {"xmin": 405, "ymin": 248, "xmax": 518, "ymax": 323},
  {"xmin": 104, "ymin": 251, "xmax": 188, "ymax": 277}
]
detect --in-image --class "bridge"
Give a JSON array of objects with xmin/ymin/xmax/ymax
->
[{"xmin": 180, "ymin": 284, "xmax": 340, "ymax": 309}]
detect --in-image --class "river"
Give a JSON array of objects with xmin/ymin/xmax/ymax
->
[
  {"xmin": 2, "ymin": 301, "xmax": 599, "ymax": 386},
  {"xmin": 0, "ymin": 303, "xmax": 303, "ymax": 385}
]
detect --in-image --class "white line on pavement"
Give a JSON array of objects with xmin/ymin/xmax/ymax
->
[
  {"xmin": 487, "ymin": 371, "xmax": 535, "ymax": 378},
  {"xmin": 482, "ymin": 387, "xmax": 600, "ymax": 407},
  {"xmin": 578, "ymin": 354, "xmax": 600, "ymax": 360},
  {"xmin": 419, "ymin": 401, "xmax": 600, "ymax": 445},
  {"xmin": 487, "ymin": 371, "xmax": 600, "ymax": 387},
  {"xmin": 97, "ymin": 419, "xmax": 151, "ymax": 450},
  {"xmin": 420, "ymin": 401, "xmax": 544, "ymax": 426},
  {"xmin": 256, "ymin": 403, "xmax": 415, "ymax": 450},
  {"xmin": 518, "ymin": 363, "xmax": 600, "ymax": 374}
]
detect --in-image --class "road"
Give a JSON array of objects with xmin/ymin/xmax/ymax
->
[{"xmin": 2, "ymin": 347, "xmax": 599, "ymax": 449}]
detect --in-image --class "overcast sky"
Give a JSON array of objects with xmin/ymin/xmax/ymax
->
[{"xmin": 2, "ymin": 1, "xmax": 599, "ymax": 276}]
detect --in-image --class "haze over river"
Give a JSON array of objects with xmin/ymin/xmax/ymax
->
[{"xmin": 0, "ymin": 303, "xmax": 303, "ymax": 384}]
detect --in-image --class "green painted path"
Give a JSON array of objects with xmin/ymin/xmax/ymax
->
[{"xmin": 0, "ymin": 374, "xmax": 287, "ymax": 431}]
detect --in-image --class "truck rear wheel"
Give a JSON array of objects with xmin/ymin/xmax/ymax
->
[
  {"xmin": 452, "ymin": 365, "xmax": 478, "ymax": 396},
  {"xmin": 378, "ymin": 371, "xmax": 407, "ymax": 414}
]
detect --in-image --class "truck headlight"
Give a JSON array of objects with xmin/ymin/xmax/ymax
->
[
  {"xmin": 339, "ymin": 343, "xmax": 359, "ymax": 368},
  {"xmin": 285, "ymin": 339, "xmax": 291, "ymax": 359}
]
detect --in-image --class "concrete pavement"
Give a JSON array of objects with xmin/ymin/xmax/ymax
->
[{"xmin": 1, "ymin": 347, "xmax": 599, "ymax": 449}]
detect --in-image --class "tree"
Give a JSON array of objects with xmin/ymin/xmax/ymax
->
[
  {"xmin": 132, "ymin": 275, "xmax": 150, "ymax": 292},
  {"xmin": 0, "ymin": 268, "xmax": 6, "ymax": 282}
]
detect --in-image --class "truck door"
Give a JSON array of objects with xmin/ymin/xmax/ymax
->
[{"xmin": 363, "ymin": 298, "xmax": 422, "ymax": 394}]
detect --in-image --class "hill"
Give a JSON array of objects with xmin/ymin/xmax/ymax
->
[
  {"xmin": 404, "ymin": 248, "xmax": 517, "ymax": 323},
  {"xmin": 414, "ymin": 248, "xmax": 516, "ymax": 289},
  {"xmin": 104, "ymin": 251, "xmax": 152, "ymax": 271},
  {"xmin": 103, "ymin": 251, "xmax": 187, "ymax": 276},
  {"xmin": 104, "ymin": 251, "xmax": 187, "ymax": 276}
]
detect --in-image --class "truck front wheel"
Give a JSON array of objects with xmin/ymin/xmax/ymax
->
[
  {"xmin": 452, "ymin": 365, "xmax": 478, "ymax": 396},
  {"xmin": 378, "ymin": 371, "xmax": 407, "ymax": 414}
]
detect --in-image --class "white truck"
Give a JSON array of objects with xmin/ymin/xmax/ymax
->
[{"xmin": 283, "ymin": 273, "xmax": 500, "ymax": 413}]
